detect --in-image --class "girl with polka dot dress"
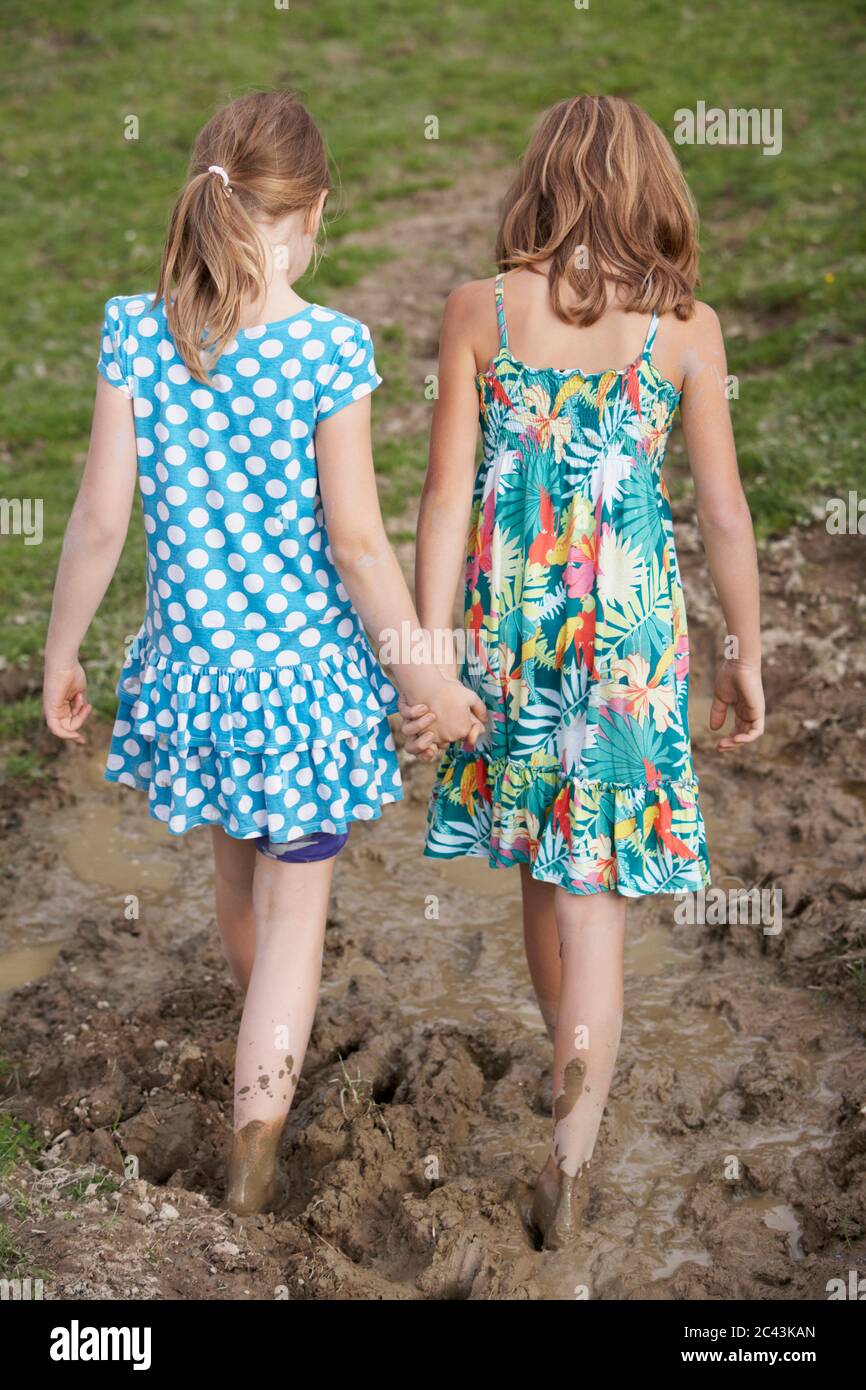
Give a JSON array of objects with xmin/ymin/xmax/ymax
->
[{"xmin": 43, "ymin": 92, "xmax": 485, "ymax": 1215}]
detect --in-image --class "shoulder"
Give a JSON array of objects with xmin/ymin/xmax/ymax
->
[
  {"xmin": 311, "ymin": 304, "xmax": 374, "ymax": 350},
  {"xmin": 676, "ymin": 299, "xmax": 723, "ymax": 344},
  {"xmin": 443, "ymin": 277, "xmax": 497, "ymax": 324},
  {"xmin": 103, "ymin": 291, "xmax": 160, "ymax": 326},
  {"xmin": 658, "ymin": 300, "xmax": 725, "ymax": 366},
  {"xmin": 440, "ymin": 280, "xmax": 499, "ymax": 366},
  {"xmin": 660, "ymin": 300, "xmax": 719, "ymax": 332},
  {"xmin": 307, "ymin": 306, "xmax": 382, "ymax": 415},
  {"xmin": 97, "ymin": 292, "xmax": 161, "ymax": 390},
  {"xmin": 660, "ymin": 301, "xmax": 729, "ymax": 395},
  {"xmin": 100, "ymin": 294, "xmax": 163, "ymax": 364}
]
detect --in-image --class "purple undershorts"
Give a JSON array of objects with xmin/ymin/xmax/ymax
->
[{"xmin": 254, "ymin": 830, "xmax": 349, "ymax": 863}]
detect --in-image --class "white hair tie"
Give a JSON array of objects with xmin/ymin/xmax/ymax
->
[{"xmin": 207, "ymin": 164, "xmax": 232, "ymax": 193}]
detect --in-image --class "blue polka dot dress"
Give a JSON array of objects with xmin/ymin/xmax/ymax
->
[{"xmin": 97, "ymin": 292, "xmax": 402, "ymax": 843}]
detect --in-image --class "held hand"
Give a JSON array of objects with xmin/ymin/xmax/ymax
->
[
  {"xmin": 427, "ymin": 677, "xmax": 486, "ymax": 748},
  {"xmin": 398, "ymin": 683, "xmax": 485, "ymax": 762},
  {"xmin": 709, "ymin": 659, "xmax": 764, "ymax": 752},
  {"xmin": 398, "ymin": 696, "xmax": 442, "ymax": 761},
  {"xmin": 43, "ymin": 660, "xmax": 92, "ymax": 745}
]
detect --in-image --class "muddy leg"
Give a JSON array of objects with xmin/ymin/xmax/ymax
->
[
  {"xmin": 530, "ymin": 887, "xmax": 626, "ymax": 1250},
  {"xmin": 211, "ymin": 828, "xmax": 257, "ymax": 992},
  {"xmin": 519, "ymin": 865, "xmax": 561, "ymax": 1040},
  {"xmin": 226, "ymin": 851, "xmax": 335, "ymax": 1216}
]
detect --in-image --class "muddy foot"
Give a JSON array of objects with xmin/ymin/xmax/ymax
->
[
  {"xmin": 226, "ymin": 1119, "xmax": 287, "ymax": 1216},
  {"xmin": 529, "ymin": 1160, "xmax": 589, "ymax": 1251}
]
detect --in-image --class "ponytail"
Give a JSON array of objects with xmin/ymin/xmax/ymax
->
[{"xmin": 154, "ymin": 92, "xmax": 330, "ymax": 383}]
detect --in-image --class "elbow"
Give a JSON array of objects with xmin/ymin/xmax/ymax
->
[
  {"xmin": 68, "ymin": 501, "xmax": 126, "ymax": 551},
  {"xmin": 696, "ymin": 492, "xmax": 754, "ymax": 539},
  {"xmin": 328, "ymin": 526, "xmax": 389, "ymax": 576},
  {"xmin": 419, "ymin": 480, "xmax": 469, "ymax": 526}
]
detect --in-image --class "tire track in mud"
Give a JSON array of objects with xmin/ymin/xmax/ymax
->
[{"xmin": 2, "ymin": 181, "xmax": 865, "ymax": 1300}]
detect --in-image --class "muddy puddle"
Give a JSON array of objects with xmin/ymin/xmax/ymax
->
[{"xmin": 0, "ymin": 749, "xmax": 202, "ymax": 990}]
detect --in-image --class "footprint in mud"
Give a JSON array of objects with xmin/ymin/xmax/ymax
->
[
  {"xmin": 421, "ymin": 1232, "xmax": 485, "ymax": 1299},
  {"xmin": 413, "ymin": 1208, "xmax": 537, "ymax": 1301},
  {"xmin": 734, "ymin": 1046, "xmax": 813, "ymax": 1120}
]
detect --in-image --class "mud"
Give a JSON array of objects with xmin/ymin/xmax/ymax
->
[
  {"xmin": 1, "ymin": 179, "xmax": 865, "ymax": 1300},
  {"xmin": 226, "ymin": 1120, "xmax": 286, "ymax": 1217},
  {"xmin": 529, "ymin": 1163, "xmax": 591, "ymax": 1253},
  {"xmin": 553, "ymin": 1059, "xmax": 587, "ymax": 1127},
  {"xmin": 2, "ymin": 515, "xmax": 864, "ymax": 1300}
]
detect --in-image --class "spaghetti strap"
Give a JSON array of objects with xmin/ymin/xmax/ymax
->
[
  {"xmin": 494, "ymin": 272, "xmax": 509, "ymax": 349},
  {"xmin": 642, "ymin": 310, "xmax": 660, "ymax": 360}
]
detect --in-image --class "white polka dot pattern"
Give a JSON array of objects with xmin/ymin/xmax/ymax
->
[{"xmin": 98, "ymin": 292, "xmax": 401, "ymax": 842}]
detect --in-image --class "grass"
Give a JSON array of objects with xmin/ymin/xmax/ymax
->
[
  {"xmin": 845, "ymin": 960, "xmax": 866, "ymax": 1005},
  {"xmin": 0, "ymin": 1113, "xmax": 40, "ymax": 1176},
  {"xmin": 59, "ymin": 1169, "xmax": 121, "ymax": 1203},
  {"xmin": 0, "ymin": 1223, "xmax": 25, "ymax": 1275},
  {"xmin": 0, "ymin": 0, "xmax": 864, "ymax": 765}
]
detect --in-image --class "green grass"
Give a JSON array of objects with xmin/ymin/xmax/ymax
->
[
  {"xmin": 0, "ymin": 0, "xmax": 864, "ymax": 765},
  {"xmin": 59, "ymin": 1169, "xmax": 121, "ymax": 1202},
  {"xmin": 0, "ymin": 1223, "xmax": 25, "ymax": 1275},
  {"xmin": 0, "ymin": 1114, "xmax": 40, "ymax": 1177}
]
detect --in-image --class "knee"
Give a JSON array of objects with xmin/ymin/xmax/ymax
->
[{"xmin": 214, "ymin": 852, "xmax": 255, "ymax": 898}]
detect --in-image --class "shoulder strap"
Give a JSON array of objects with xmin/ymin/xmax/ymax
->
[
  {"xmin": 494, "ymin": 272, "xmax": 509, "ymax": 349},
  {"xmin": 642, "ymin": 311, "xmax": 660, "ymax": 360}
]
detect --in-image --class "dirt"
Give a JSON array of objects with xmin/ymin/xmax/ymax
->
[{"xmin": 1, "ymin": 176, "xmax": 865, "ymax": 1301}]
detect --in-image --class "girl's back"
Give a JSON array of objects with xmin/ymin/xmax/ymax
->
[
  {"xmin": 100, "ymin": 291, "xmax": 380, "ymax": 668},
  {"xmin": 100, "ymin": 290, "xmax": 400, "ymax": 838}
]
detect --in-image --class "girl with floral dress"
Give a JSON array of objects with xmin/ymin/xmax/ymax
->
[
  {"xmin": 43, "ymin": 92, "xmax": 484, "ymax": 1215},
  {"xmin": 401, "ymin": 96, "xmax": 764, "ymax": 1249}
]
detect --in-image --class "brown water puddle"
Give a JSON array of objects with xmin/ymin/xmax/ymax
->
[
  {"xmin": 1, "ymin": 746, "xmax": 190, "ymax": 989},
  {"xmin": 0, "ymin": 940, "xmax": 64, "ymax": 991},
  {"xmin": 61, "ymin": 751, "xmax": 180, "ymax": 895}
]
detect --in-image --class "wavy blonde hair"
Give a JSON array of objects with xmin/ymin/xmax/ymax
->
[
  {"xmin": 496, "ymin": 95, "xmax": 699, "ymax": 324},
  {"xmin": 155, "ymin": 91, "xmax": 330, "ymax": 383}
]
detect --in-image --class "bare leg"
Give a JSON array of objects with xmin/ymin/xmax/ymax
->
[
  {"xmin": 226, "ymin": 850, "xmax": 335, "ymax": 1215},
  {"xmin": 211, "ymin": 827, "xmax": 257, "ymax": 992},
  {"xmin": 519, "ymin": 864, "xmax": 561, "ymax": 1041},
  {"xmin": 531, "ymin": 886, "xmax": 626, "ymax": 1249}
]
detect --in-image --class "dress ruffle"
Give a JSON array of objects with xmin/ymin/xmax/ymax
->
[
  {"xmin": 115, "ymin": 632, "xmax": 398, "ymax": 755},
  {"xmin": 105, "ymin": 633, "xmax": 402, "ymax": 841},
  {"xmin": 424, "ymin": 747, "xmax": 710, "ymax": 898}
]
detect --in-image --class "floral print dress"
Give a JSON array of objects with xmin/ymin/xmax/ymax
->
[{"xmin": 425, "ymin": 274, "xmax": 711, "ymax": 897}]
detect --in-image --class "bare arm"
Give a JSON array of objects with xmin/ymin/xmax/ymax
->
[
  {"xmin": 679, "ymin": 304, "xmax": 764, "ymax": 750},
  {"xmin": 414, "ymin": 285, "xmax": 481, "ymax": 672},
  {"xmin": 316, "ymin": 394, "xmax": 484, "ymax": 745},
  {"xmin": 400, "ymin": 287, "xmax": 483, "ymax": 758},
  {"xmin": 43, "ymin": 374, "xmax": 139, "ymax": 741}
]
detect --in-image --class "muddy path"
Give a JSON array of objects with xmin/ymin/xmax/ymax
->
[{"xmin": 2, "ymin": 177, "xmax": 865, "ymax": 1300}]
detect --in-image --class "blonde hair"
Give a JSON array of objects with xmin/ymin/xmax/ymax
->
[
  {"xmin": 496, "ymin": 95, "xmax": 699, "ymax": 324},
  {"xmin": 155, "ymin": 91, "xmax": 330, "ymax": 382}
]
